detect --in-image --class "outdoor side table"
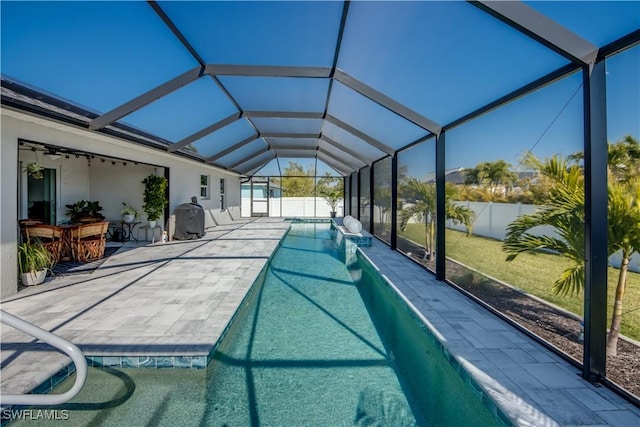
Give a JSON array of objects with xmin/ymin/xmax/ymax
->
[
  {"xmin": 137, "ymin": 224, "xmax": 162, "ymax": 243},
  {"xmin": 111, "ymin": 221, "xmax": 140, "ymax": 243}
]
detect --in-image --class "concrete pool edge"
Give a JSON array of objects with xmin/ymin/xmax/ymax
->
[
  {"xmin": 356, "ymin": 249, "xmax": 516, "ymax": 427},
  {"xmin": 0, "ymin": 219, "xmax": 292, "ymax": 406},
  {"xmin": 357, "ymin": 240, "xmax": 640, "ymax": 427}
]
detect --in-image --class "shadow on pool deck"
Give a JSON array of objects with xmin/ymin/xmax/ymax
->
[{"xmin": 0, "ymin": 218, "xmax": 290, "ymax": 396}]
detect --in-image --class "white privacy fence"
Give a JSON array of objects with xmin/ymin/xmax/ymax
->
[
  {"xmin": 446, "ymin": 201, "xmax": 640, "ymax": 273},
  {"xmin": 241, "ymin": 197, "xmax": 344, "ymax": 218},
  {"xmin": 447, "ymin": 201, "xmax": 555, "ymax": 241},
  {"xmin": 242, "ymin": 198, "xmax": 639, "ymax": 272}
]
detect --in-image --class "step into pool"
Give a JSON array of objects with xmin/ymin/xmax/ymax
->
[{"xmin": 11, "ymin": 222, "xmax": 499, "ymax": 426}]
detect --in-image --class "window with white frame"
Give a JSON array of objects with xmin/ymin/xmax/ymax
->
[
  {"xmin": 200, "ymin": 175, "xmax": 210, "ymax": 199},
  {"xmin": 219, "ymin": 178, "xmax": 225, "ymax": 210}
]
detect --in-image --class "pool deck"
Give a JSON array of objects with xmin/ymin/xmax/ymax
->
[
  {"xmin": 1, "ymin": 217, "xmax": 639, "ymax": 426},
  {"xmin": 1, "ymin": 218, "xmax": 289, "ymax": 394}
]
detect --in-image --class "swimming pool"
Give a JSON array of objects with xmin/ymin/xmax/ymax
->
[{"xmin": 12, "ymin": 222, "xmax": 498, "ymax": 426}]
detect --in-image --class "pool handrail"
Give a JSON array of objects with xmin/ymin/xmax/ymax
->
[{"xmin": 0, "ymin": 309, "xmax": 87, "ymax": 406}]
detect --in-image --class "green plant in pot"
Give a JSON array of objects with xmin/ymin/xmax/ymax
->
[
  {"xmin": 142, "ymin": 174, "xmax": 168, "ymax": 227},
  {"xmin": 317, "ymin": 175, "xmax": 343, "ymax": 218},
  {"xmin": 18, "ymin": 240, "xmax": 54, "ymax": 286},
  {"xmin": 322, "ymin": 189, "xmax": 342, "ymax": 218},
  {"xmin": 65, "ymin": 200, "xmax": 105, "ymax": 223},
  {"xmin": 121, "ymin": 202, "xmax": 137, "ymax": 223},
  {"xmin": 24, "ymin": 162, "xmax": 44, "ymax": 179}
]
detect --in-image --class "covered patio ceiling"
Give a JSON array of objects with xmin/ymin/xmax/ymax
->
[{"xmin": 1, "ymin": 1, "xmax": 638, "ymax": 176}]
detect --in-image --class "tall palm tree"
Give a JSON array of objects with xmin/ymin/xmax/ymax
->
[
  {"xmin": 398, "ymin": 178, "xmax": 474, "ymax": 260},
  {"xmin": 607, "ymin": 176, "xmax": 640, "ymax": 354},
  {"xmin": 503, "ymin": 151, "xmax": 640, "ymax": 356},
  {"xmin": 463, "ymin": 160, "xmax": 517, "ymax": 196}
]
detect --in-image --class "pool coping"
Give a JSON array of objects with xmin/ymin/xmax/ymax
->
[
  {"xmin": 1, "ymin": 219, "xmax": 291, "ymax": 406},
  {"xmin": 357, "ymin": 240, "xmax": 640, "ymax": 427},
  {"xmin": 356, "ymin": 249, "xmax": 514, "ymax": 427}
]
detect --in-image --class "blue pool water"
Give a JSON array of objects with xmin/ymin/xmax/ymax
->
[{"xmin": 14, "ymin": 222, "xmax": 498, "ymax": 426}]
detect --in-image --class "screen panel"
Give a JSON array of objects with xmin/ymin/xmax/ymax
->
[
  {"xmin": 338, "ymin": 1, "xmax": 569, "ymax": 125},
  {"xmin": 328, "ymin": 82, "xmax": 428, "ymax": 149},
  {"xmin": 122, "ymin": 78, "xmax": 238, "ymax": 142},
  {"xmin": 218, "ymin": 76, "xmax": 330, "ymax": 112},
  {"xmin": 191, "ymin": 119, "xmax": 257, "ymax": 158},
  {"xmin": 159, "ymin": 1, "xmax": 343, "ymax": 67},
  {"xmin": 1, "ymin": 1, "xmax": 197, "ymax": 113}
]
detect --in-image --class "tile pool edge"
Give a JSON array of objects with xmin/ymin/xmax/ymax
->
[
  {"xmin": 356, "ymin": 249, "xmax": 516, "ymax": 427},
  {"xmin": 13, "ymin": 223, "xmax": 293, "ymax": 403}
]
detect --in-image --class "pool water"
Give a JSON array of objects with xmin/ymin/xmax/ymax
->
[{"xmin": 13, "ymin": 222, "xmax": 498, "ymax": 426}]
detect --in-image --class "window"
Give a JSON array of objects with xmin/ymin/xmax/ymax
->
[
  {"xmin": 219, "ymin": 178, "xmax": 225, "ymax": 210},
  {"xmin": 200, "ymin": 175, "xmax": 209, "ymax": 199}
]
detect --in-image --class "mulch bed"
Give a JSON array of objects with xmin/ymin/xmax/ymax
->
[{"xmin": 396, "ymin": 238, "xmax": 640, "ymax": 398}]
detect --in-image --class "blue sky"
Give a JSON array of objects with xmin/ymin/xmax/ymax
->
[{"xmin": 1, "ymin": 1, "xmax": 638, "ymax": 176}]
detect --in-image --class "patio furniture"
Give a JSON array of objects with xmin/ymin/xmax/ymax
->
[
  {"xmin": 137, "ymin": 224, "xmax": 162, "ymax": 243},
  {"xmin": 18, "ymin": 219, "xmax": 44, "ymax": 242},
  {"xmin": 19, "ymin": 219, "xmax": 44, "ymax": 226},
  {"xmin": 108, "ymin": 221, "xmax": 140, "ymax": 243},
  {"xmin": 57, "ymin": 224, "xmax": 79, "ymax": 261},
  {"xmin": 23, "ymin": 224, "xmax": 63, "ymax": 262},
  {"xmin": 70, "ymin": 221, "xmax": 109, "ymax": 262}
]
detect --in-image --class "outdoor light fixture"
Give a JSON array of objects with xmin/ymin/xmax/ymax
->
[{"xmin": 44, "ymin": 149, "xmax": 61, "ymax": 160}]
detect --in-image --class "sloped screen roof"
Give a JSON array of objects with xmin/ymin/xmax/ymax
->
[{"xmin": 2, "ymin": 1, "xmax": 638, "ymax": 176}]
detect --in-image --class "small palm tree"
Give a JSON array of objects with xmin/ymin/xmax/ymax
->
[
  {"xmin": 503, "ymin": 156, "xmax": 586, "ymax": 294},
  {"xmin": 399, "ymin": 178, "xmax": 474, "ymax": 260},
  {"xmin": 503, "ymin": 151, "xmax": 640, "ymax": 356}
]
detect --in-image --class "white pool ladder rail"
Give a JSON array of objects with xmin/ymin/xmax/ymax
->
[{"xmin": 0, "ymin": 310, "xmax": 87, "ymax": 406}]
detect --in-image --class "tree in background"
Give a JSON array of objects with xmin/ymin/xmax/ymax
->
[
  {"xmin": 608, "ymin": 135, "xmax": 640, "ymax": 182},
  {"xmin": 279, "ymin": 162, "xmax": 315, "ymax": 197},
  {"xmin": 503, "ymin": 136, "xmax": 640, "ymax": 356},
  {"xmin": 398, "ymin": 178, "xmax": 474, "ymax": 260},
  {"xmin": 463, "ymin": 160, "xmax": 518, "ymax": 198},
  {"xmin": 373, "ymin": 160, "xmax": 392, "ymax": 235}
]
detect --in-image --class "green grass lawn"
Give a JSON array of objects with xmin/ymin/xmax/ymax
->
[{"xmin": 399, "ymin": 224, "xmax": 640, "ymax": 341}]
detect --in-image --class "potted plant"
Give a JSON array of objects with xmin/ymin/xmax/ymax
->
[
  {"xmin": 142, "ymin": 174, "xmax": 168, "ymax": 228},
  {"xmin": 317, "ymin": 176, "xmax": 343, "ymax": 218},
  {"xmin": 321, "ymin": 189, "xmax": 342, "ymax": 218},
  {"xmin": 65, "ymin": 200, "xmax": 104, "ymax": 223},
  {"xmin": 121, "ymin": 202, "xmax": 137, "ymax": 223},
  {"xmin": 24, "ymin": 162, "xmax": 44, "ymax": 179},
  {"xmin": 18, "ymin": 240, "xmax": 54, "ymax": 286}
]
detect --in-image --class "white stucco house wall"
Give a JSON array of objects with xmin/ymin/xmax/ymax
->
[{"xmin": 1, "ymin": 107, "xmax": 242, "ymax": 298}]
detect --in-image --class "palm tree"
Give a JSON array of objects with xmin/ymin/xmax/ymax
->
[
  {"xmin": 503, "ymin": 156, "xmax": 586, "ymax": 295},
  {"xmin": 463, "ymin": 160, "xmax": 517, "ymax": 197},
  {"xmin": 374, "ymin": 186, "xmax": 392, "ymax": 235},
  {"xmin": 503, "ymin": 148, "xmax": 640, "ymax": 356},
  {"xmin": 607, "ymin": 176, "xmax": 640, "ymax": 354},
  {"xmin": 398, "ymin": 178, "xmax": 474, "ymax": 260}
]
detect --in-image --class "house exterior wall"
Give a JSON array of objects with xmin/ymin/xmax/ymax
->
[{"xmin": 1, "ymin": 108, "xmax": 241, "ymax": 298}]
